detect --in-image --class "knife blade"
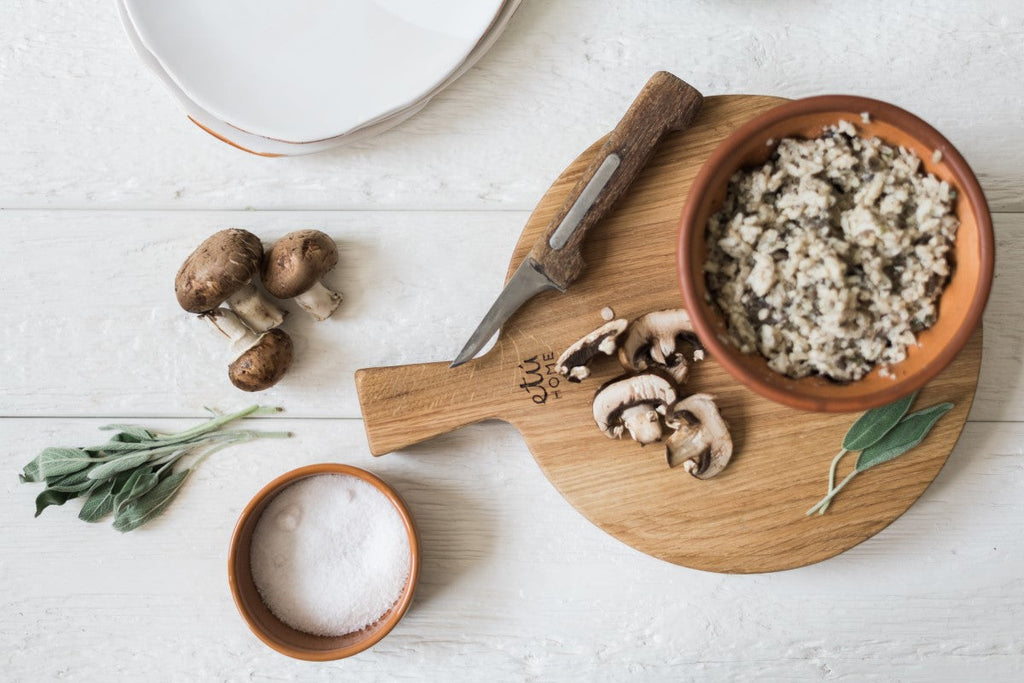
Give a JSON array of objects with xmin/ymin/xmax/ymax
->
[{"xmin": 451, "ymin": 71, "xmax": 704, "ymax": 368}]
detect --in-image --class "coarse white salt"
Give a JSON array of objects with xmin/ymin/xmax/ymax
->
[{"xmin": 250, "ymin": 473, "xmax": 411, "ymax": 637}]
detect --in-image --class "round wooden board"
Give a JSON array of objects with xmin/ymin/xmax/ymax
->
[{"xmin": 356, "ymin": 95, "xmax": 982, "ymax": 573}]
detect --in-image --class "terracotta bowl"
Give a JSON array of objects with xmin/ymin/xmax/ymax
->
[
  {"xmin": 678, "ymin": 95, "xmax": 994, "ymax": 412},
  {"xmin": 228, "ymin": 463, "xmax": 419, "ymax": 661}
]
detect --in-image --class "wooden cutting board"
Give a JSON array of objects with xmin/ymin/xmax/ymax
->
[{"xmin": 355, "ymin": 95, "xmax": 982, "ymax": 574}]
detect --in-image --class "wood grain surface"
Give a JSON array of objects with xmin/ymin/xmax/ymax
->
[{"xmin": 356, "ymin": 95, "xmax": 982, "ymax": 573}]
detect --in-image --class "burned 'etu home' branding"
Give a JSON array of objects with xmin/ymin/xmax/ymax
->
[{"xmin": 517, "ymin": 353, "xmax": 562, "ymax": 405}]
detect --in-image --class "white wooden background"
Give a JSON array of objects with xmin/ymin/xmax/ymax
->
[{"xmin": 2, "ymin": 1, "xmax": 1023, "ymax": 680}]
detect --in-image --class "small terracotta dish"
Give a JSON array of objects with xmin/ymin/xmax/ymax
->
[
  {"xmin": 228, "ymin": 463, "xmax": 419, "ymax": 661},
  {"xmin": 678, "ymin": 95, "xmax": 994, "ymax": 412}
]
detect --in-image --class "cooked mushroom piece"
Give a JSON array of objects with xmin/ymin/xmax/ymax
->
[
  {"xmin": 175, "ymin": 229, "xmax": 286, "ymax": 333},
  {"xmin": 593, "ymin": 373, "xmax": 677, "ymax": 445},
  {"xmin": 665, "ymin": 393, "xmax": 732, "ymax": 478},
  {"xmin": 556, "ymin": 318, "xmax": 628, "ymax": 382},
  {"xmin": 618, "ymin": 309, "xmax": 704, "ymax": 384},
  {"xmin": 262, "ymin": 230, "xmax": 342, "ymax": 321},
  {"xmin": 228, "ymin": 328, "xmax": 294, "ymax": 392}
]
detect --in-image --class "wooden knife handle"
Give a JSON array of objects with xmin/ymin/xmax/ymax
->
[
  {"xmin": 355, "ymin": 361, "xmax": 512, "ymax": 456},
  {"xmin": 526, "ymin": 71, "xmax": 704, "ymax": 289}
]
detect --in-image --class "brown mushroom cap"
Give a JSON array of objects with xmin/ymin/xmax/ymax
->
[
  {"xmin": 175, "ymin": 229, "xmax": 264, "ymax": 313},
  {"xmin": 228, "ymin": 328, "xmax": 294, "ymax": 392},
  {"xmin": 261, "ymin": 230, "xmax": 339, "ymax": 299}
]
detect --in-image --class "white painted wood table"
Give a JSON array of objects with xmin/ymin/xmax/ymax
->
[{"xmin": 2, "ymin": 1, "xmax": 1023, "ymax": 680}]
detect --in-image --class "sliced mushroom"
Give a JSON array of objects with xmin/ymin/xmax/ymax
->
[
  {"xmin": 262, "ymin": 230, "xmax": 342, "ymax": 321},
  {"xmin": 593, "ymin": 373, "xmax": 677, "ymax": 445},
  {"xmin": 228, "ymin": 328, "xmax": 294, "ymax": 392},
  {"xmin": 618, "ymin": 309, "xmax": 704, "ymax": 384},
  {"xmin": 556, "ymin": 318, "xmax": 628, "ymax": 382},
  {"xmin": 175, "ymin": 229, "xmax": 286, "ymax": 333},
  {"xmin": 665, "ymin": 393, "xmax": 732, "ymax": 478}
]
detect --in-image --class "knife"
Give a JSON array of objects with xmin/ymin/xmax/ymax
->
[{"xmin": 451, "ymin": 72, "xmax": 704, "ymax": 367}]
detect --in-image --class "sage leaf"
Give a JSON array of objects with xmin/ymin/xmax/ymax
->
[
  {"xmin": 20, "ymin": 405, "xmax": 288, "ymax": 531},
  {"xmin": 20, "ymin": 454, "xmax": 43, "ymax": 483},
  {"xmin": 843, "ymin": 391, "xmax": 918, "ymax": 451},
  {"xmin": 46, "ymin": 469, "xmax": 97, "ymax": 493},
  {"xmin": 99, "ymin": 425, "xmax": 156, "ymax": 442},
  {"xmin": 78, "ymin": 479, "xmax": 117, "ymax": 522},
  {"xmin": 37, "ymin": 448, "xmax": 92, "ymax": 479},
  {"xmin": 86, "ymin": 440, "xmax": 151, "ymax": 452},
  {"xmin": 35, "ymin": 488, "xmax": 74, "ymax": 517},
  {"xmin": 855, "ymin": 402, "xmax": 954, "ymax": 473},
  {"xmin": 113, "ymin": 469, "xmax": 160, "ymax": 514},
  {"xmin": 87, "ymin": 451, "xmax": 153, "ymax": 480},
  {"xmin": 114, "ymin": 470, "xmax": 191, "ymax": 533}
]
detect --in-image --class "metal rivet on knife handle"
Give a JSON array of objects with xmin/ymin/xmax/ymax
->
[{"xmin": 548, "ymin": 153, "xmax": 622, "ymax": 250}]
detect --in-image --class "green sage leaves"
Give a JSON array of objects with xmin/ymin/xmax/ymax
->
[
  {"xmin": 807, "ymin": 394, "xmax": 953, "ymax": 516},
  {"xmin": 36, "ymin": 448, "xmax": 93, "ymax": 479},
  {"xmin": 113, "ymin": 471, "xmax": 191, "ymax": 533},
  {"xmin": 843, "ymin": 391, "xmax": 918, "ymax": 452},
  {"xmin": 86, "ymin": 451, "xmax": 154, "ymax": 480},
  {"xmin": 35, "ymin": 489, "xmax": 74, "ymax": 517},
  {"xmin": 855, "ymin": 403, "xmax": 953, "ymax": 473},
  {"xmin": 821, "ymin": 391, "xmax": 919, "ymax": 513},
  {"xmin": 79, "ymin": 479, "xmax": 119, "ymax": 523},
  {"xmin": 19, "ymin": 405, "xmax": 289, "ymax": 532}
]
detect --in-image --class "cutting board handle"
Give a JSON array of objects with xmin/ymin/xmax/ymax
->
[
  {"xmin": 526, "ymin": 71, "xmax": 704, "ymax": 289},
  {"xmin": 355, "ymin": 361, "xmax": 511, "ymax": 456}
]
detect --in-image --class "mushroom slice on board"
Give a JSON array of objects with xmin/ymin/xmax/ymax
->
[
  {"xmin": 262, "ymin": 230, "xmax": 342, "ymax": 321},
  {"xmin": 618, "ymin": 309, "xmax": 704, "ymax": 384},
  {"xmin": 593, "ymin": 373, "xmax": 677, "ymax": 445},
  {"xmin": 665, "ymin": 393, "xmax": 732, "ymax": 478},
  {"xmin": 556, "ymin": 318, "xmax": 628, "ymax": 382},
  {"xmin": 228, "ymin": 328, "xmax": 294, "ymax": 392},
  {"xmin": 175, "ymin": 229, "xmax": 286, "ymax": 333}
]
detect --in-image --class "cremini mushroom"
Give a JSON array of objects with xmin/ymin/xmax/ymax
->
[
  {"xmin": 556, "ymin": 318, "xmax": 628, "ymax": 382},
  {"xmin": 262, "ymin": 230, "xmax": 342, "ymax": 321},
  {"xmin": 618, "ymin": 309, "xmax": 704, "ymax": 384},
  {"xmin": 175, "ymin": 229, "xmax": 286, "ymax": 333},
  {"xmin": 664, "ymin": 393, "xmax": 733, "ymax": 478},
  {"xmin": 593, "ymin": 373, "xmax": 677, "ymax": 445},
  {"xmin": 228, "ymin": 328, "xmax": 294, "ymax": 392}
]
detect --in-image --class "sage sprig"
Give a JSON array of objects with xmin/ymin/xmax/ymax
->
[
  {"xmin": 807, "ymin": 396, "xmax": 954, "ymax": 516},
  {"xmin": 19, "ymin": 405, "xmax": 289, "ymax": 531},
  {"xmin": 820, "ymin": 391, "xmax": 918, "ymax": 513}
]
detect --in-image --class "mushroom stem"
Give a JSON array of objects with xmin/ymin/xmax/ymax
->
[
  {"xmin": 621, "ymin": 404, "xmax": 664, "ymax": 445},
  {"xmin": 293, "ymin": 281, "xmax": 343, "ymax": 322},
  {"xmin": 226, "ymin": 282, "xmax": 286, "ymax": 332},
  {"xmin": 201, "ymin": 308, "xmax": 259, "ymax": 347}
]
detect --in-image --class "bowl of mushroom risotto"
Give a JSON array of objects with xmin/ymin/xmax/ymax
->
[{"xmin": 678, "ymin": 95, "xmax": 994, "ymax": 412}]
